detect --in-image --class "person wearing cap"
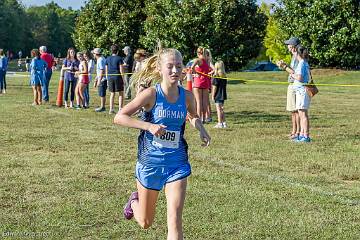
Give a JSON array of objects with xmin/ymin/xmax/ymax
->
[
  {"xmin": 105, "ymin": 44, "xmax": 125, "ymax": 114},
  {"xmin": 276, "ymin": 37, "xmax": 301, "ymax": 140},
  {"xmin": 39, "ymin": 46, "xmax": 55, "ymax": 103},
  {"xmin": 122, "ymin": 46, "xmax": 133, "ymax": 99},
  {"xmin": 93, "ymin": 48, "xmax": 107, "ymax": 112}
]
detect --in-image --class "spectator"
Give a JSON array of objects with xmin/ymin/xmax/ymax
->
[
  {"xmin": 29, "ymin": 49, "xmax": 47, "ymax": 105},
  {"xmin": 83, "ymin": 50, "xmax": 95, "ymax": 107},
  {"xmin": 62, "ymin": 48, "xmax": 79, "ymax": 108},
  {"xmin": 0, "ymin": 49, "xmax": 8, "ymax": 94},
  {"xmin": 106, "ymin": 44, "xmax": 125, "ymax": 114},
  {"xmin": 75, "ymin": 52, "xmax": 89, "ymax": 109},
  {"xmin": 133, "ymin": 49, "xmax": 147, "ymax": 73},
  {"xmin": 25, "ymin": 56, "xmax": 31, "ymax": 72},
  {"xmin": 132, "ymin": 49, "xmax": 149, "ymax": 96},
  {"xmin": 93, "ymin": 48, "xmax": 107, "ymax": 112},
  {"xmin": 276, "ymin": 37, "xmax": 301, "ymax": 140},
  {"xmin": 212, "ymin": 60, "xmax": 227, "ymax": 128},
  {"xmin": 291, "ymin": 45, "xmax": 312, "ymax": 143},
  {"xmin": 39, "ymin": 46, "xmax": 54, "ymax": 103},
  {"xmin": 122, "ymin": 46, "xmax": 133, "ymax": 99},
  {"xmin": 191, "ymin": 47, "xmax": 213, "ymax": 123}
]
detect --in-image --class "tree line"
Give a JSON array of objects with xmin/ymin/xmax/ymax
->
[
  {"xmin": 0, "ymin": 0, "xmax": 77, "ymax": 58},
  {"xmin": 0, "ymin": 0, "xmax": 359, "ymax": 68},
  {"xmin": 264, "ymin": 0, "xmax": 360, "ymax": 68},
  {"xmin": 74, "ymin": 0, "xmax": 267, "ymax": 70}
]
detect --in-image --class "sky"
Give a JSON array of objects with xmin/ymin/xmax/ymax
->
[
  {"xmin": 21, "ymin": 0, "xmax": 276, "ymax": 10},
  {"xmin": 21, "ymin": 0, "xmax": 87, "ymax": 9}
]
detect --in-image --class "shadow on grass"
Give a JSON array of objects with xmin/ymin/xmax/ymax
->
[
  {"xmin": 226, "ymin": 111, "xmax": 320, "ymax": 125},
  {"xmin": 226, "ymin": 110, "xmax": 288, "ymax": 124},
  {"xmin": 227, "ymin": 80, "xmax": 247, "ymax": 85}
]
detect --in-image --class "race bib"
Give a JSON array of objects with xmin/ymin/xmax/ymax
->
[{"xmin": 152, "ymin": 130, "xmax": 180, "ymax": 149}]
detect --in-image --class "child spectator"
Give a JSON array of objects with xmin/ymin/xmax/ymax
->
[
  {"xmin": 75, "ymin": 52, "xmax": 89, "ymax": 109},
  {"xmin": 212, "ymin": 60, "xmax": 227, "ymax": 128},
  {"xmin": 83, "ymin": 50, "xmax": 95, "ymax": 107}
]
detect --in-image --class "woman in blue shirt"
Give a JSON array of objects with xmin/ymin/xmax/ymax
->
[
  {"xmin": 114, "ymin": 48, "xmax": 211, "ymax": 239},
  {"xmin": 291, "ymin": 45, "xmax": 311, "ymax": 142},
  {"xmin": 29, "ymin": 49, "xmax": 47, "ymax": 105}
]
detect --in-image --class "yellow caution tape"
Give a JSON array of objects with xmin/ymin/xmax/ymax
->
[{"xmin": 195, "ymin": 71, "xmax": 360, "ymax": 88}]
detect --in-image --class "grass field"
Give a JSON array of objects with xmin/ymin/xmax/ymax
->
[{"xmin": 0, "ymin": 67, "xmax": 360, "ymax": 239}]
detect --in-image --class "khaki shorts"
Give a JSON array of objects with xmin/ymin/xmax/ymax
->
[{"xmin": 286, "ymin": 84, "xmax": 297, "ymax": 112}]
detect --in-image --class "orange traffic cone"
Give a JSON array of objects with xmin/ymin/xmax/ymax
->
[
  {"xmin": 56, "ymin": 69, "xmax": 64, "ymax": 107},
  {"xmin": 186, "ymin": 74, "xmax": 193, "ymax": 92}
]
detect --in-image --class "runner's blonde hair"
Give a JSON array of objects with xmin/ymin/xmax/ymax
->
[{"xmin": 131, "ymin": 44, "xmax": 183, "ymax": 89}]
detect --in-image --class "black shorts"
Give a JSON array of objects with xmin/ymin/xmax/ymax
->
[
  {"xmin": 108, "ymin": 76, "xmax": 124, "ymax": 92},
  {"xmin": 98, "ymin": 81, "xmax": 107, "ymax": 97},
  {"xmin": 215, "ymin": 99, "xmax": 224, "ymax": 104}
]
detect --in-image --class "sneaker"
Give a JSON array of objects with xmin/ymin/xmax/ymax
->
[
  {"xmin": 290, "ymin": 134, "xmax": 299, "ymax": 141},
  {"xmin": 95, "ymin": 107, "xmax": 106, "ymax": 112},
  {"xmin": 222, "ymin": 122, "xmax": 227, "ymax": 128},
  {"xmin": 109, "ymin": 109, "xmax": 116, "ymax": 114},
  {"xmin": 124, "ymin": 191, "xmax": 139, "ymax": 220},
  {"xmin": 296, "ymin": 136, "xmax": 311, "ymax": 143},
  {"xmin": 214, "ymin": 123, "xmax": 224, "ymax": 128},
  {"xmin": 205, "ymin": 118, "xmax": 212, "ymax": 123},
  {"xmin": 74, "ymin": 105, "xmax": 82, "ymax": 110},
  {"xmin": 291, "ymin": 135, "xmax": 303, "ymax": 142}
]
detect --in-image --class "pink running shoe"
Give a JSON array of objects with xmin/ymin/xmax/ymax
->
[{"xmin": 123, "ymin": 191, "xmax": 139, "ymax": 220}]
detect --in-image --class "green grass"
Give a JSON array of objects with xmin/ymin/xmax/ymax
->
[{"xmin": 1, "ymin": 68, "xmax": 360, "ymax": 239}]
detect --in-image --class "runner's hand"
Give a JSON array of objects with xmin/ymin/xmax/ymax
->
[
  {"xmin": 148, "ymin": 124, "xmax": 167, "ymax": 137},
  {"xmin": 200, "ymin": 129, "xmax": 211, "ymax": 147}
]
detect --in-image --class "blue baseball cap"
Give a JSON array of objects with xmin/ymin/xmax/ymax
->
[{"xmin": 284, "ymin": 37, "xmax": 301, "ymax": 46}]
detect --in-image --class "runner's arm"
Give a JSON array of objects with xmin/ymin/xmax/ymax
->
[{"xmin": 114, "ymin": 88, "xmax": 166, "ymax": 137}]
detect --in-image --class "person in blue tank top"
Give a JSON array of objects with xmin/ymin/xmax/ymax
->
[{"xmin": 114, "ymin": 47, "xmax": 211, "ymax": 239}]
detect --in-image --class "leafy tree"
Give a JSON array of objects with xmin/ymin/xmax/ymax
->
[
  {"xmin": 261, "ymin": 3, "xmax": 291, "ymax": 63},
  {"xmin": 274, "ymin": 0, "xmax": 360, "ymax": 68},
  {"xmin": 140, "ymin": 0, "xmax": 214, "ymax": 59},
  {"xmin": 209, "ymin": 0, "xmax": 267, "ymax": 69},
  {"xmin": 26, "ymin": 2, "xmax": 78, "ymax": 57},
  {"xmin": 0, "ymin": 0, "xmax": 31, "ymax": 55},
  {"xmin": 74, "ymin": 0, "xmax": 267, "ymax": 69},
  {"xmin": 141, "ymin": 0, "xmax": 267, "ymax": 69},
  {"xmin": 73, "ymin": 0, "xmax": 146, "ymax": 54}
]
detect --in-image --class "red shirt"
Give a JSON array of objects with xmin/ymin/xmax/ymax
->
[{"xmin": 40, "ymin": 53, "xmax": 54, "ymax": 70}]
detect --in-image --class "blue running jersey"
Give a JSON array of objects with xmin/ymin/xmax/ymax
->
[{"xmin": 138, "ymin": 84, "xmax": 188, "ymax": 167}]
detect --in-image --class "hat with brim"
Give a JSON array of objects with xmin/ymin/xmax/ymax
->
[
  {"xmin": 284, "ymin": 37, "xmax": 300, "ymax": 46},
  {"xmin": 123, "ymin": 46, "xmax": 131, "ymax": 51},
  {"xmin": 93, "ymin": 48, "xmax": 102, "ymax": 55}
]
